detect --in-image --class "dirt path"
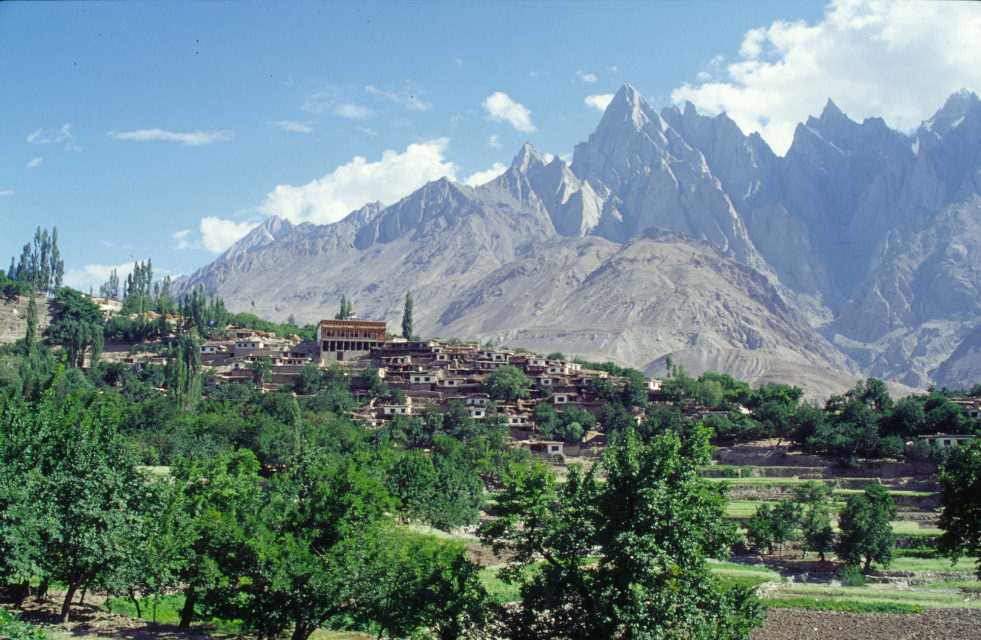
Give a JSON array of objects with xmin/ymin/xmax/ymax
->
[{"xmin": 7, "ymin": 599, "xmax": 217, "ymax": 640}]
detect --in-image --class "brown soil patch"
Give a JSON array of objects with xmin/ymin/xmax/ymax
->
[{"xmin": 753, "ymin": 607, "xmax": 981, "ymax": 640}]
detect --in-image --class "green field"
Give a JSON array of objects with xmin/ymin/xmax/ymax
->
[
  {"xmin": 888, "ymin": 556, "xmax": 979, "ymax": 573},
  {"xmin": 765, "ymin": 597, "xmax": 924, "ymax": 615},
  {"xmin": 769, "ymin": 583, "xmax": 981, "ymax": 610}
]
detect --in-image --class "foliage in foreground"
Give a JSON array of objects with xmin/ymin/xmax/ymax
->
[
  {"xmin": 938, "ymin": 440, "xmax": 981, "ymax": 579},
  {"xmin": 0, "ymin": 608, "xmax": 46, "ymax": 640},
  {"xmin": 481, "ymin": 426, "xmax": 764, "ymax": 640}
]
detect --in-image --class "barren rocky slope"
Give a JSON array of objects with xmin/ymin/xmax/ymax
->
[
  {"xmin": 0, "ymin": 295, "xmax": 51, "ymax": 345},
  {"xmin": 180, "ymin": 85, "xmax": 981, "ymax": 394}
]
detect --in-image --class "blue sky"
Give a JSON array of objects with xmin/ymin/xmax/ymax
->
[{"xmin": 1, "ymin": 1, "xmax": 977, "ymax": 291}]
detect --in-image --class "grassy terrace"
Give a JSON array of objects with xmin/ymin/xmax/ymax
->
[
  {"xmin": 706, "ymin": 476, "xmax": 935, "ymax": 497},
  {"xmin": 481, "ymin": 557, "xmax": 981, "ymax": 616}
]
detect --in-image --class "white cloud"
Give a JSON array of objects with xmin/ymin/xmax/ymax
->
[
  {"xmin": 672, "ymin": 0, "xmax": 981, "ymax": 154},
  {"xmin": 199, "ymin": 217, "xmax": 260, "ymax": 253},
  {"xmin": 365, "ymin": 84, "xmax": 432, "ymax": 111},
  {"xmin": 463, "ymin": 163, "xmax": 507, "ymax": 187},
  {"xmin": 260, "ymin": 139, "xmax": 458, "ymax": 225},
  {"xmin": 333, "ymin": 103, "xmax": 374, "ymax": 120},
  {"xmin": 26, "ymin": 123, "xmax": 78, "ymax": 150},
  {"xmin": 64, "ymin": 262, "xmax": 135, "ymax": 291},
  {"xmin": 483, "ymin": 92, "xmax": 536, "ymax": 133},
  {"xmin": 0, "ymin": 190, "xmax": 14, "ymax": 197},
  {"xmin": 576, "ymin": 70, "xmax": 599, "ymax": 83},
  {"xmin": 270, "ymin": 120, "xmax": 314, "ymax": 134},
  {"xmin": 172, "ymin": 229, "xmax": 193, "ymax": 250},
  {"xmin": 488, "ymin": 134, "xmax": 501, "ymax": 149},
  {"xmin": 25, "ymin": 157, "xmax": 43, "ymax": 169},
  {"xmin": 584, "ymin": 94, "xmax": 615, "ymax": 112},
  {"xmin": 302, "ymin": 89, "xmax": 374, "ymax": 119},
  {"xmin": 110, "ymin": 128, "xmax": 233, "ymax": 146}
]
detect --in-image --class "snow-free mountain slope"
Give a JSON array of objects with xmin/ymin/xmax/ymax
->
[{"xmin": 180, "ymin": 85, "xmax": 981, "ymax": 392}]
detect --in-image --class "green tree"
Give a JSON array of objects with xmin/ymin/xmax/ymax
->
[
  {"xmin": 294, "ymin": 362, "xmax": 325, "ymax": 395},
  {"xmin": 482, "ymin": 365, "xmax": 532, "ymax": 403},
  {"xmin": 218, "ymin": 452, "xmax": 393, "ymax": 640},
  {"xmin": 937, "ymin": 441, "xmax": 981, "ymax": 578},
  {"xmin": 0, "ymin": 387, "xmax": 152, "ymax": 622},
  {"xmin": 250, "ymin": 356, "xmax": 273, "ymax": 390},
  {"xmin": 167, "ymin": 332, "xmax": 202, "ymax": 409},
  {"xmin": 335, "ymin": 295, "xmax": 354, "ymax": 320},
  {"xmin": 387, "ymin": 450, "xmax": 439, "ymax": 523},
  {"xmin": 365, "ymin": 531, "xmax": 489, "ymax": 640},
  {"xmin": 793, "ymin": 482, "xmax": 835, "ymax": 561},
  {"xmin": 481, "ymin": 427, "xmax": 762, "ymax": 639},
  {"xmin": 401, "ymin": 290, "xmax": 414, "ymax": 340},
  {"xmin": 745, "ymin": 500, "xmax": 800, "ymax": 556},
  {"xmin": 836, "ymin": 484, "xmax": 896, "ymax": 571},
  {"xmin": 169, "ymin": 450, "xmax": 263, "ymax": 629},
  {"xmin": 107, "ymin": 477, "xmax": 192, "ymax": 623},
  {"xmin": 24, "ymin": 294, "xmax": 38, "ymax": 349},
  {"xmin": 45, "ymin": 288, "xmax": 104, "ymax": 367},
  {"xmin": 427, "ymin": 435, "xmax": 484, "ymax": 530}
]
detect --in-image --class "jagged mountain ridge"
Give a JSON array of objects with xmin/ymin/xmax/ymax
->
[{"xmin": 181, "ymin": 84, "xmax": 981, "ymax": 392}]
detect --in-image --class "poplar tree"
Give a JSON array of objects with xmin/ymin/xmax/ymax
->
[
  {"xmin": 335, "ymin": 295, "xmax": 353, "ymax": 320},
  {"xmin": 401, "ymin": 291, "xmax": 414, "ymax": 340},
  {"xmin": 24, "ymin": 295, "xmax": 37, "ymax": 348}
]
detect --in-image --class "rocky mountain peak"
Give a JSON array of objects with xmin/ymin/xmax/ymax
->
[
  {"xmin": 923, "ymin": 88, "xmax": 981, "ymax": 136},
  {"xmin": 511, "ymin": 142, "xmax": 548, "ymax": 174},
  {"xmin": 180, "ymin": 88, "xmax": 981, "ymax": 390},
  {"xmin": 600, "ymin": 82, "xmax": 655, "ymax": 132},
  {"xmin": 818, "ymin": 98, "xmax": 847, "ymax": 124},
  {"xmin": 223, "ymin": 215, "xmax": 294, "ymax": 259}
]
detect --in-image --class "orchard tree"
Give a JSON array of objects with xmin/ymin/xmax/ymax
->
[
  {"xmin": 938, "ymin": 441, "xmax": 981, "ymax": 578},
  {"xmin": 481, "ymin": 426, "xmax": 762, "ymax": 639},
  {"xmin": 746, "ymin": 500, "xmax": 800, "ymax": 556},
  {"xmin": 0, "ymin": 386, "xmax": 152, "ymax": 622},
  {"xmin": 836, "ymin": 484, "xmax": 896, "ymax": 571},
  {"xmin": 170, "ymin": 450, "xmax": 264, "ymax": 629},
  {"xmin": 794, "ymin": 482, "xmax": 835, "ymax": 561},
  {"xmin": 482, "ymin": 365, "xmax": 532, "ymax": 403}
]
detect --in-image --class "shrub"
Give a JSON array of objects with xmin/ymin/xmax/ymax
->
[
  {"xmin": 838, "ymin": 565, "xmax": 866, "ymax": 587},
  {"xmin": 0, "ymin": 609, "xmax": 46, "ymax": 640}
]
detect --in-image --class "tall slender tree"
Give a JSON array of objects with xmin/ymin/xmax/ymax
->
[
  {"xmin": 401, "ymin": 291, "xmax": 414, "ymax": 340},
  {"xmin": 335, "ymin": 295, "xmax": 354, "ymax": 320},
  {"xmin": 24, "ymin": 294, "xmax": 37, "ymax": 349}
]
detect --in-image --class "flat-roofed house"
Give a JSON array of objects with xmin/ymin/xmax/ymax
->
[
  {"xmin": 318, "ymin": 319, "xmax": 387, "ymax": 363},
  {"xmin": 918, "ymin": 433, "xmax": 976, "ymax": 449}
]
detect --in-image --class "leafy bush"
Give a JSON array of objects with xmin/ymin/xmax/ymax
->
[
  {"xmin": 0, "ymin": 608, "xmax": 47, "ymax": 640},
  {"xmin": 838, "ymin": 565, "xmax": 866, "ymax": 587}
]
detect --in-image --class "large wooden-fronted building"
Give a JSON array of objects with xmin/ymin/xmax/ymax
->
[{"xmin": 317, "ymin": 319, "xmax": 388, "ymax": 362}]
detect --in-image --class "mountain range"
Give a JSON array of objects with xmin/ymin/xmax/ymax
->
[{"xmin": 180, "ymin": 84, "xmax": 981, "ymax": 396}]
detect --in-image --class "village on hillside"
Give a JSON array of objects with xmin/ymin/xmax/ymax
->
[
  {"xmin": 94, "ymin": 304, "xmax": 981, "ymax": 461},
  {"xmin": 105, "ymin": 313, "xmax": 668, "ymax": 460}
]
